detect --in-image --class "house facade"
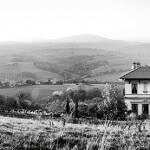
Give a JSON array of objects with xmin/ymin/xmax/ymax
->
[{"xmin": 120, "ymin": 62, "xmax": 150, "ymax": 115}]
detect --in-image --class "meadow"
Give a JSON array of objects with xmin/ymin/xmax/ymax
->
[
  {"xmin": 0, "ymin": 115, "xmax": 150, "ymax": 150},
  {"xmin": 0, "ymin": 84, "xmax": 124, "ymax": 105},
  {"xmin": 0, "ymin": 84, "xmax": 70, "ymax": 104},
  {"xmin": 85, "ymin": 72, "xmax": 127, "ymax": 82}
]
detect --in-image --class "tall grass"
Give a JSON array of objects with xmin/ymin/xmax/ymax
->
[{"xmin": 0, "ymin": 116, "xmax": 150, "ymax": 150}]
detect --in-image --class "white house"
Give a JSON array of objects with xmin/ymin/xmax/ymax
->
[{"xmin": 120, "ymin": 62, "xmax": 150, "ymax": 115}]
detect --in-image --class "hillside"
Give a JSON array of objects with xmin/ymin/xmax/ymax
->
[
  {"xmin": 0, "ymin": 62, "xmax": 63, "ymax": 82},
  {"xmin": 0, "ymin": 34, "xmax": 150, "ymax": 82}
]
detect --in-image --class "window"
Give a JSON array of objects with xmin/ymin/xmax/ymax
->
[
  {"xmin": 143, "ymin": 83, "xmax": 148, "ymax": 93},
  {"xmin": 132, "ymin": 83, "xmax": 137, "ymax": 94},
  {"xmin": 132, "ymin": 104, "xmax": 138, "ymax": 114}
]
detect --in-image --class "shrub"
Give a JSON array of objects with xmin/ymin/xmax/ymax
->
[
  {"xmin": 26, "ymin": 79, "xmax": 35, "ymax": 85},
  {"xmin": 98, "ymin": 84, "xmax": 127, "ymax": 120},
  {"xmin": 86, "ymin": 88, "xmax": 102, "ymax": 100},
  {"xmin": 17, "ymin": 91, "xmax": 32, "ymax": 101},
  {"xmin": 20, "ymin": 100, "xmax": 32, "ymax": 109},
  {"xmin": 0, "ymin": 95, "xmax": 5, "ymax": 106},
  {"xmin": 30, "ymin": 103, "xmax": 42, "ymax": 110},
  {"xmin": 78, "ymin": 102, "xmax": 89, "ymax": 117},
  {"xmin": 5, "ymin": 97, "xmax": 19, "ymax": 110},
  {"xmin": 88, "ymin": 103, "xmax": 98, "ymax": 118},
  {"xmin": 77, "ymin": 89, "xmax": 86, "ymax": 101},
  {"xmin": 137, "ymin": 113, "xmax": 149, "ymax": 120},
  {"xmin": 46, "ymin": 99, "xmax": 64, "ymax": 113}
]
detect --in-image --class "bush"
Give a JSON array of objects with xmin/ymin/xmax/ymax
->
[
  {"xmin": 5, "ymin": 97, "xmax": 19, "ymax": 110},
  {"xmin": 77, "ymin": 89, "xmax": 86, "ymax": 101},
  {"xmin": 88, "ymin": 103, "xmax": 98, "ymax": 118},
  {"xmin": 86, "ymin": 88, "xmax": 102, "ymax": 100},
  {"xmin": 20, "ymin": 100, "xmax": 32, "ymax": 109},
  {"xmin": 137, "ymin": 113, "xmax": 149, "ymax": 120},
  {"xmin": 97, "ymin": 84, "xmax": 127, "ymax": 120},
  {"xmin": 26, "ymin": 79, "xmax": 35, "ymax": 85},
  {"xmin": 0, "ymin": 95, "xmax": 5, "ymax": 106},
  {"xmin": 17, "ymin": 91, "xmax": 32, "ymax": 101},
  {"xmin": 30, "ymin": 103, "xmax": 42, "ymax": 110},
  {"xmin": 78, "ymin": 102, "xmax": 89, "ymax": 117}
]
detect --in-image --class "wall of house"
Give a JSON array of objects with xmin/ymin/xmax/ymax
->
[{"xmin": 125, "ymin": 80, "xmax": 150, "ymax": 95}]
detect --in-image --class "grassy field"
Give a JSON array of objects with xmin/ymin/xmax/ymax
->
[
  {"xmin": 86, "ymin": 72, "xmax": 127, "ymax": 82},
  {"xmin": 0, "ymin": 84, "xmax": 125, "ymax": 105},
  {"xmin": 0, "ymin": 62, "xmax": 63, "ymax": 81},
  {"xmin": 0, "ymin": 116, "xmax": 150, "ymax": 149},
  {"xmin": 0, "ymin": 84, "xmax": 70, "ymax": 104}
]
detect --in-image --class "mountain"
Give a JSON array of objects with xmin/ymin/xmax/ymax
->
[
  {"xmin": 0, "ymin": 34, "xmax": 142, "ymax": 54},
  {"xmin": 53, "ymin": 34, "xmax": 114, "ymax": 43},
  {"xmin": 52, "ymin": 34, "xmax": 140, "ymax": 50},
  {"xmin": 0, "ymin": 34, "xmax": 148, "ymax": 82}
]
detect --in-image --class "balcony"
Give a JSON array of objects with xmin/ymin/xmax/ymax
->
[{"xmin": 125, "ymin": 94, "xmax": 150, "ymax": 98}]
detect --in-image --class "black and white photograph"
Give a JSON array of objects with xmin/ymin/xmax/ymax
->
[{"xmin": 0, "ymin": 0, "xmax": 150, "ymax": 149}]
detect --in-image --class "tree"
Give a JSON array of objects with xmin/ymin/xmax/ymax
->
[
  {"xmin": 74, "ymin": 93, "xmax": 79, "ymax": 119},
  {"xmin": 26, "ymin": 80, "xmax": 35, "ymax": 85},
  {"xmin": 78, "ymin": 102, "xmax": 88, "ymax": 117},
  {"xmin": 66, "ymin": 96, "xmax": 70, "ymax": 114},
  {"xmin": 88, "ymin": 103, "xmax": 98, "ymax": 118},
  {"xmin": 99, "ymin": 84, "xmax": 127, "ymax": 120},
  {"xmin": 86, "ymin": 88, "xmax": 102, "ymax": 100},
  {"xmin": 77, "ymin": 89, "xmax": 86, "ymax": 101},
  {"xmin": 20, "ymin": 100, "xmax": 32, "ymax": 109},
  {"xmin": 0, "ymin": 95, "xmax": 5, "ymax": 106},
  {"xmin": 17, "ymin": 91, "xmax": 32, "ymax": 101},
  {"xmin": 5, "ymin": 97, "xmax": 19, "ymax": 110}
]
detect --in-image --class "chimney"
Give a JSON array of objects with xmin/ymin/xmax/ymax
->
[
  {"xmin": 131, "ymin": 62, "xmax": 141, "ymax": 70},
  {"xmin": 132, "ymin": 62, "xmax": 137, "ymax": 69},
  {"xmin": 136, "ymin": 62, "xmax": 141, "ymax": 68}
]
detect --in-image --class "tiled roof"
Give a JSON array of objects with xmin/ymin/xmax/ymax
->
[{"xmin": 120, "ymin": 65, "xmax": 150, "ymax": 79}]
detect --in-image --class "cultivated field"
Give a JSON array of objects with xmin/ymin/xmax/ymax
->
[
  {"xmin": 86, "ymin": 72, "xmax": 127, "ymax": 82},
  {"xmin": 0, "ymin": 61, "xmax": 63, "ymax": 81},
  {"xmin": 0, "ymin": 84, "xmax": 70, "ymax": 104},
  {"xmin": 0, "ymin": 84, "xmax": 125, "ymax": 105},
  {"xmin": 0, "ymin": 116, "xmax": 150, "ymax": 149}
]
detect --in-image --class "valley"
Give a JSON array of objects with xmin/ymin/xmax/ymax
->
[{"xmin": 0, "ymin": 34, "xmax": 149, "ymax": 83}]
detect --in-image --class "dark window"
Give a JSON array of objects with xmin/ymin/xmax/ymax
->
[
  {"xmin": 132, "ymin": 104, "xmax": 138, "ymax": 114},
  {"xmin": 142, "ymin": 104, "xmax": 149, "ymax": 115},
  {"xmin": 132, "ymin": 83, "xmax": 137, "ymax": 94},
  {"xmin": 143, "ymin": 83, "xmax": 148, "ymax": 93}
]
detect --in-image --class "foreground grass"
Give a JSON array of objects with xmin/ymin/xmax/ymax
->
[{"xmin": 0, "ymin": 116, "xmax": 150, "ymax": 150}]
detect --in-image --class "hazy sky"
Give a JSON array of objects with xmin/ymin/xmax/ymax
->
[{"xmin": 0, "ymin": 0, "xmax": 150, "ymax": 42}]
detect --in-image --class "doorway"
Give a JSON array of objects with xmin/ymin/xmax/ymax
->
[
  {"xmin": 142, "ymin": 104, "xmax": 149, "ymax": 115},
  {"xmin": 132, "ymin": 104, "xmax": 138, "ymax": 114}
]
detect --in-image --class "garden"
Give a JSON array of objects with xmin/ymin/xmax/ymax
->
[{"xmin": 0, "ymin": 83, "xmax": 149, "ymax": 149}]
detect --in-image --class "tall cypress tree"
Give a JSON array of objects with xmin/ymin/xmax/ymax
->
[
  {"xmin": 66, "ymin": 96, "xmax": 70, "ymax": 114},
  {"xmin": 74, "ymin": 93, "xmax": 79, "ymax": 118}
]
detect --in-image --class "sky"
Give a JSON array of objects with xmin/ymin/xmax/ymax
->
[{"xmin": 0, "ymin": 0, "xmax": 150, "ymax": 42}]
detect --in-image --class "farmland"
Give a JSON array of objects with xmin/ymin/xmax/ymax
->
[
  {"xmin": 85, "ymin": 72, "xmax": 127, "ymax": 82},
  {"xmin": 0, "ymin": 83, "xmax": 125, "ymax": 105},
  {"xmin": 0, "ymin": 84, "xmax": 70, "ymax": 104},
  {"xmin": 0, "ymin": 84, "xmax": 125, "ymax": 105},
  {"xmin": 0, "ymin": 115, "xmax": 150, "ymax": 149},
  {"xmin": 0, "ymin": 61, "xmax": 63, "ymax": 81}
]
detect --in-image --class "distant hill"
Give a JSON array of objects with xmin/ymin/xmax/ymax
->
[
  {"xmin": 53, "ymin": 34, "xmax": 114, "ymax": 43},
  {"xmin": 0, "ymin": 34, "xmax": 149, "ymax": 82},
  {"xmin": 51, "ymin": 34, "xmax": 141, "ymax": 50},
  {"xmin": 0, "ymin": 34, "xmax": 141, "ymax": 54},
  {"xmin": 117, "ymin": 43, "xmax": 150, "ymax": 54}
]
